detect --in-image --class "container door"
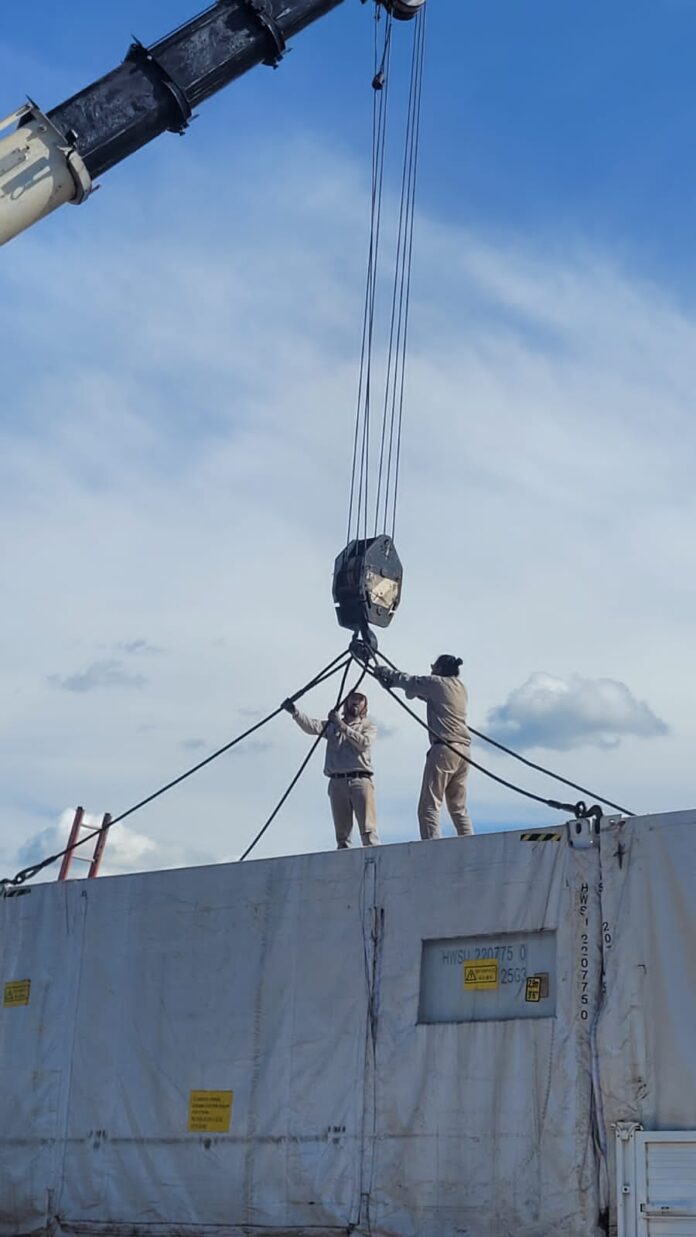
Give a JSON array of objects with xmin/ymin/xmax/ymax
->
[{"xmin": 617, "ymin": 1126, "xmax": 696, "ymax": 1236}]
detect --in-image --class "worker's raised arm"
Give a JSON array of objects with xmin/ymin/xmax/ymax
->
[
  {"xmin": 293, "ymin": 710, "xmax": 327, "ymax": 738},
  {"xmin": 377, "ymin": 669, "xmax": 437, "ymax": 702},
  {"xmin": 281, "ymin": 698, "xmax": 327, "ymax": 737}
]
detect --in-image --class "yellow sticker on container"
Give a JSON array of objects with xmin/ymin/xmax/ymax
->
[
  {"xmin": 3, "ymin": 979, "xmax": 31, "ymax": 1007},
  {"xmin": 188, "ymin": 1090, "xmax": 233, "ymax": 1133},
  {"xmin": 463, "ymin": 960, "xmax": 498, "ymax": 990}
]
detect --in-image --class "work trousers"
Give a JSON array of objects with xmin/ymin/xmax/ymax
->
[
  {"xmin": 418, "ymin": 743, "xmax": 473, "ymax": 840},
  {"xmin": 328, "ymin": 776, "xmax": 379, "ymax": 848}
]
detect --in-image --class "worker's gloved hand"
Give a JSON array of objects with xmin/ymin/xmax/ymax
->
[
  {"xmin": 281, "ymin": 698, "xmax": 297, "ymax": 715},
  {"xmin": 327, "ymin": 708, "xmax": 340, "ymax": 724},
  {"xmin": 374, "ymin": 666, "xmax": 394, "ymax": 687}
]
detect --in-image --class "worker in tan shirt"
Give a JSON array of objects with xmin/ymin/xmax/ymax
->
[
  {"xmin": 377, "ymin": 654, "xmax": 472, "ymax": 840},
  {"xmin": 282, "ymin": 691, "xmax": 379, "ymax": 849}
]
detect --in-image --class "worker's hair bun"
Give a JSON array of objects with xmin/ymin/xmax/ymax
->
[{"xmin": 436, "ymin": 654, "xmax": 462, "ymax": 677}]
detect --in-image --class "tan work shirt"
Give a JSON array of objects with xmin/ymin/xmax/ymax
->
[
  {"xmin": 293, "ymin": 710, "xmax": 377, "ymax": 776},
  {"xmin": 386, "ymin": 672, "xmax": 471, "ymax": 748}
]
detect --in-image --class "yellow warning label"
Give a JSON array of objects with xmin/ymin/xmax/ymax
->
[
  {"xmin": 3, "ymin": 979, "xmax": 31, "ymax": 1007},
  {"xmin": 463, "ymin": 959, "xmax": 499, "ymax": 991},
  {"xmin": 188, "ymin": 1090, "xmax": 233, "ymax": 1133}
]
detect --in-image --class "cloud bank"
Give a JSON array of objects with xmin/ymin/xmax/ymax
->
[{"xmin": 486, "ymin": 672, "xmax": 669, "ymax": 752}]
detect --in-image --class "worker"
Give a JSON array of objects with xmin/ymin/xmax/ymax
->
[
  {"xmin": 282, "ymin": 691, "xmax": 379, "ymax": 849},
  {"xmin": 375, "ymin": 655, "xmax": 473, "ymax": 840}
]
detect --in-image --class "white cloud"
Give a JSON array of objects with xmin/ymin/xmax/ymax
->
[
  {"xmin": 15, "ymin": 811, "xmax": 214, "ymax": 881},
  {"xmin": 486, "ymin": 672, "xmax": 669, "ymax": 752},
  {"xmin": 1, "ymin": 136, "xmax": 695, "ymax": 880},
  {"xmin": 49, "ymin": 659, "xmax": 147, "ymax": 693},
  {"xmin": 115, "ymin": 639, "xmax": 164, "ymax": 656}
]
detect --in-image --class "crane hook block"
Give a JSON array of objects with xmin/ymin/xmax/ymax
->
[
  {"xmin": 332, "ymin": 535, "xmax": 403, "ymax": 633},
  {"xmin": 379, "ymin": 0, "xmax": 427, "ymax": 20}
]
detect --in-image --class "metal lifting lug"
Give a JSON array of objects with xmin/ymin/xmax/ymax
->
[
  {"xmin": 378, "ymin": 0, "xmax": 427, "ymax": 20},
  {"xmin": 332, "ymin": 535, "xmax": 403, "ymax": 637}
]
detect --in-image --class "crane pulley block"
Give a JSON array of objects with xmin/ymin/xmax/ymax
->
[
  {"xmin": 332, "ymin": 535, "xmax": 403, "ymax": 634},
  {"xmin": 380, "ymin": 0, "xmax": 427, "ymax": 20}
]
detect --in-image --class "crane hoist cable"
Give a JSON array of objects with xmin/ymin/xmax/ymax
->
[
  {"xmin": 374, "ymin": 0, "xmax": 426, "ymax": 539},
  {"xmin": 347, "ymin": 6, "xmax": 393, "ymax": 549},
  {"xmin": 334, "ymin": 3, "xmax": 427, "ymax": 646}
]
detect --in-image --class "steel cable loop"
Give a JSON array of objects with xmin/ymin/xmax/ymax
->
[
  {"xmin": 372, "ymin": 650, "xmax": 634, "ymax": 816},
  {"xmin": 1, "ymin": 650, "xmax": 355, "ymax": 889},
  {"xmin": 362, "ymin": 661, "xmax": 632, "ymax": 817},
  {"xmin": 239, "ymin": 659, "xmax": 369, "ymax": 862}
]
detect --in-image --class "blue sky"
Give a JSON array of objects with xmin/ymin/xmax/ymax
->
[
  {"xmin": 1, "ymin": 1, "xmax": 695, "ymax": 877},
  {"xmin": 5, "ymin": 0, "xmax": 696, "ymax": 281}
]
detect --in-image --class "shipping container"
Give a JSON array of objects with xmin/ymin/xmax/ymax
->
[{"xmin": 2, "ymin": 808, "xmax": 696, "ymax": 1236}]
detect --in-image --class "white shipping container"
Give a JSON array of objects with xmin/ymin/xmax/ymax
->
[{"xmin": 1, "ymin": 807, "xmax": 695, "ymax": 1236}]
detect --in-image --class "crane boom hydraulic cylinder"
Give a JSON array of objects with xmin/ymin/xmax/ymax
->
[{"xmin": 0, "ymin": 0, "xmax": 426, "ymax": 248}]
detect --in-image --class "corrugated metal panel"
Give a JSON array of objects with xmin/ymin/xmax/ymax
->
[
  {"xmin": 643, "ymin": 1224, "xmax": 696, "ymax": 1237},
  {"xmin": 617, "ymin": 1127, "xmax": 696, "ymax": 1236},
  {"xmin": 647, "ymin": 1142, "xmax": 696, "ymax": 1192},
  {"xmin": 641, "ymin": 1134, "xmax": 696, "ymax": 1235}
]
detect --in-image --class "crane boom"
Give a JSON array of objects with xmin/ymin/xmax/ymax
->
[{"xmin": 0, "ymin": 0, "xmax": 424, "ymax": 248}]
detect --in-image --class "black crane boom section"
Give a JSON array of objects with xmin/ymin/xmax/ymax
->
[{"xmin": 48, "ymin": 0, "xmax": 346, "ymax": 179}]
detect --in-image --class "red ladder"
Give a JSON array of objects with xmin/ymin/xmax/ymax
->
[{"xmin": 57, "ymin": 806, "xmax": 111, "ymax": 881}]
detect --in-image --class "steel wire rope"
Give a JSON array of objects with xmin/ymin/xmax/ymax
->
[
  {"xmin": 362, "ymin": 661, "xmax": 628, "ymax": 816},
  {"xmin": 239, "ymin": 659, "xmax": 369, "ymax": 861},
  {"xmin": 372, "ymin": 29, "xmax": 416, "ymax": 532},
  {"xmin": 347, "ymin": 8, "xmax": 393, "ymax": 545},
  {"xmin": 1, "ymin": 651, "xmax": 354, "ymax": 889},
  {"xmin": 389, "ymin": 4, "xmax": 426, "ymax": 538},
  {"xmin": 373, "ymin": 649, "xmax": 634, "ymax": 815},
  {"xmin": 357, "ymin": 13, "xmax": 392, "ymax": 543},
  {"xmin": 374, "ymin": 5, "xmax": 426, "ymax": 537}
]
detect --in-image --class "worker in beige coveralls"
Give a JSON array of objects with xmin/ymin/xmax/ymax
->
[
  {"xmin": 376, "ymin": 655, "xmax": 473, "ymax": 840},
  {"xmin": 282, "ymin": 692, "xmax": 379, "ymax": 849}
]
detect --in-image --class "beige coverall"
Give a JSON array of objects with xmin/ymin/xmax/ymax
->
[
  {"xmin": 385, "ymin": 671, "xmax": 473, "ymax": 840},
  {"xmin": 293, "ymin": 710, "xmax": 379, "ymax": 849}
]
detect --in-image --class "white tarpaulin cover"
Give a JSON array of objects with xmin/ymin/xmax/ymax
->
[{"xmin": 1, "ymin": 808, "xmax": 695, "ymax": 1237}]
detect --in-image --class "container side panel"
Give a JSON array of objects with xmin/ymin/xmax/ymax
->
[
  {"xmin": 597, "ymin": 810, "xmax": 696, "ymax": 1228},
  {"xmin": 368, "ymin": 832, "xmax": 605, "ymax": 1237},
  {"xmin": 0, "ymin": 884, "xmax": 86, "ymax": 1236},
  {"xmin": 55, "ymin": 853, "xmax": 369, "ymax": 1230}
]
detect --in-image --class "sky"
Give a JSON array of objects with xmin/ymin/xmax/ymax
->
[{"xmin": 2, "ymin": 0, "xmax": 696, "ymax": 882}]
